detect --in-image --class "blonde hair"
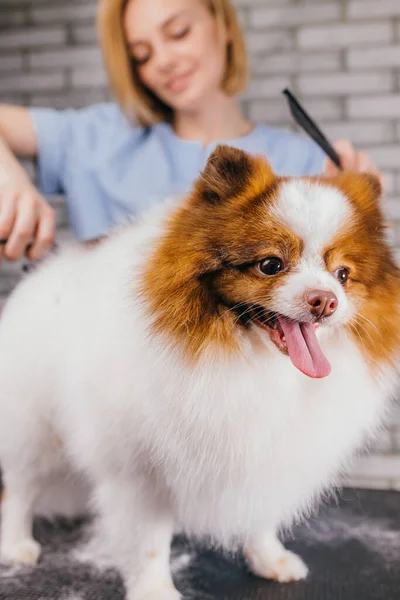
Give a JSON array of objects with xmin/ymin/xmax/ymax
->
[{"xmin": 97, "ymin": 0, "xmax": 249, "ymax": 125}]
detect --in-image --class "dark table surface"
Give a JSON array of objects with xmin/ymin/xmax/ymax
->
[{"xmin": 1, "ymin": 487, "xmax": 400, "ymax": 600}]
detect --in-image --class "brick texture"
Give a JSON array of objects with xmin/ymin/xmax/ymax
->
[{"xmin": 0, "ymin": 0, "xmax": 399, "ymax": 489}]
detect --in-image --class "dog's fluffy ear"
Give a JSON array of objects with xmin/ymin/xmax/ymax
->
[
  {"xmin": 335, "ymin": 171, "xmax": 383, "ymax": 215},
  {"xmin": 354, "ymin": 173, "xmax": 383, "ymax": 202},
  {"xmin": 194, "ymin": 144, "xmax": 274, "ymax": 204}
]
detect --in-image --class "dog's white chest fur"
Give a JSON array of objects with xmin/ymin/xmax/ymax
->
[{"xmin": 115, "ymin": 335, "xmax": 386, "ymax": 543}]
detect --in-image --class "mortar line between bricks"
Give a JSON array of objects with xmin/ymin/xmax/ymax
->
[
  {"xmin": 394, "ymin": 17, "xmax": 400, "ymax": 42},
  {"xmin": 341, "ymin": 0, "xmax": 347, "ymax": 21},
  {"xmin": 21, "ymin": 49, "xmax": 30, "ymax": 73}
]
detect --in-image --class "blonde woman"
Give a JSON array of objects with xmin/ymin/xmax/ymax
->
[{"xmin": 0, "ymin": 0, "xmax": 380, "ymax": 263}]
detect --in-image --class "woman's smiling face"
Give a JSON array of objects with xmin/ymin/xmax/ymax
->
[{"xmin": 124, "ymin": 0, "xmax": 229, "ymax": 114}]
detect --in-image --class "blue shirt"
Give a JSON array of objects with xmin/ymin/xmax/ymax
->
[{"xmin": 29, "ymin": 103, "xmax": 325, "ymax": 242}]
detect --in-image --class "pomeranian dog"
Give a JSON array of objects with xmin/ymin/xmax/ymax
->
[{"xmin": 0, "ymin": 145, "xmax": 399, "ymax": 600}]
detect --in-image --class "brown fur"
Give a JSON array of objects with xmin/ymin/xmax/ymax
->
[
  {"xmin": 327, "ymin": 172, "xmax": 400, "ymax": 370},
  {"xmin": 140, "ymin": 146, "xmax": 302, "ymax": 362},
  {"xmin": 140, "ymin": 146, "xmax": 400, "ymax": 372}
]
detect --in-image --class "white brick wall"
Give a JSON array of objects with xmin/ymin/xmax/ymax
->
[
  {"xmin": 252, "ymin": 51, "xmax": 342, "ymax": 75},
  {"xmin": 28, "ymin": 47, "xmax": 102, "ymax": 70},
  {"xmin": 348, "ymin": 0, "xmax": 400, "ymax": 19},
  {"xmin": 347, "ymin": 95, "xmax": 400, "ymax": 119},
  {"xmin": 30, "ymin": 4, "xmax": 97, "ymax": 23},
  {"xmin": 298, "ymin": 23, "xmax": 392, "ymax": 49},
  {"xmin": 0, "ymin": 72, "xmax": 66, "ymax": 93},
  {"xmin": 249, "ymin": 4, "xmax": 342, "ymax": 29},
  {"xmin": 0, "ymin": 54, "xmax": 23, "ymax": 72},
  {"xmin": 0, "ymin": 0, "xmax": 400, "ymax": 490},
  {"xmin": 348, "ymin": 45, "xmax": 400, "ymax": 69},
  {"xmin": 246, "ymin": 30, "xmax": 293, "ymax": 54},
  {"xmin": 0, "ymin": 28, "xmax": 66, "ymax": 49},
  {"xmin": 297, "ymin": 72, "xmax": 393, "ymax": 96}
]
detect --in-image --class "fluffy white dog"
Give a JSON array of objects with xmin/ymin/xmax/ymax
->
[{"xmin": 0, "ymin": 146, "xmax": 399, "ymax": 600}]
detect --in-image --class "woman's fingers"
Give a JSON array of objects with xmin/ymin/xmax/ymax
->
[
  {"xmin": 0, "ymin": 188, "xmax": 17, "ymax": 263},
  {"xmin": 26, "ymin": 204, "xmax": 56, "ymax": 261},
  {"xmin": 324, "ymin": 139, "xmax": 383, "ymax": 186},
  {"xmin": 0, "ymin": 182, "xmax": 56, "ymax": 263},
  {"xmin": 4, "ymin": 191, "xmax": 38, "ymax": 261}
]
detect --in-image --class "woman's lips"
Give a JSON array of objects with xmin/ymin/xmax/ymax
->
[{"xmin": 165, "ymin": 70, "xmax": 195, "ymax": 93}]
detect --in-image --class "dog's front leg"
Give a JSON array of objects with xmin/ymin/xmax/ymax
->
[
  {"xmin": 93, "ymin": 476, "xmax": 181, "ymax": 600},
  {"xmin": 244, "ymin": 530, "xmax": 308, "ymax": 583},
  {"xmin": 0, "ymin": 473, "xmax": 42, "ymax": 566}
]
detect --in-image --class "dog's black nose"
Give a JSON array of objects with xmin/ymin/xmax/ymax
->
[{"xmin": 304, "ymin": 289, "xmax": 338, "ymax": 320}]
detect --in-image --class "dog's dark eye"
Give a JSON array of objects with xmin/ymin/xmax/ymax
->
[
  {"xmin": 335, "ymin": 267, "xmax": 349, "ymax": 285},
  {"xmin": 257, "ymin": 257, "xmax": 283, "ymax": 276}
]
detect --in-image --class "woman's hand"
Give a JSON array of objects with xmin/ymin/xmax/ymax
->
[
  {"xmin": 0, "ymin": 105, "xmax": 55, "ymax": 264},
  {"xmin": 324, "ymin": 138, "xmax": 383, "ymax": 184},
  {"xmin": 0, "ymin": 175, "xmax": 56, "ymax": 263}
]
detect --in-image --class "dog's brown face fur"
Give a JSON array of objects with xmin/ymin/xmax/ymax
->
[{"xmin": 140, "ymin": 145, "xmax": 400, "ymax": 374}]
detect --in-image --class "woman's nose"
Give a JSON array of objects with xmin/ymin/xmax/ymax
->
[{"xmin": 152, "ymin": 44, "xmax": 177, "ymax": 73}]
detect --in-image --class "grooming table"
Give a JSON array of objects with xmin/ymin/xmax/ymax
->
[{"xmin": 0, "ymin": 488, "xmax": 399, "ymax": 600}]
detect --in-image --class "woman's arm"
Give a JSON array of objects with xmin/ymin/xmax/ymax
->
[
  {"xmin": 0, "ymin": 105, "xmax": 55, "ymax": 262},
  {"xmin": 0, "ymin": 104, "xmax": 38, "ymax": 157}
]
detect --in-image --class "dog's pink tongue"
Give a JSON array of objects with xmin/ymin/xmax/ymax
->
[{"xmin": 277, "ymin": 317, "xmax": 331, "ymax": 378}]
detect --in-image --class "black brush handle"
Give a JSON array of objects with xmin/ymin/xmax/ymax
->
[{"xmin": 283, "ymin": 88, "xmax": 342, "ymax": 170}]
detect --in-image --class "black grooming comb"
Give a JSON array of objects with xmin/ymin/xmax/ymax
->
[{"xmin": 282, "ymin": 88, "xmax": 342, "ymax": 170}]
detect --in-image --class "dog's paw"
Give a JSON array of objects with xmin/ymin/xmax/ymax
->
[
  {"xmin": 246, "ymin": 547, "xmax": 308, "ymax": 583},
  {"xmin": 1, "ymin": 538, "xmax": 41, "ymax": 566},
  {"xmin": 72, "ymin": 539, "xmax": 114, "ymax": 570}
]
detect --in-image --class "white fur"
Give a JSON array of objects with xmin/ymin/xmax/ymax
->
[
  {"xmin": 271, "ymin": 181, "xmax": 354, "ymax": 324},
  {"xmin": 272, "ymin": 180, "xmax": 352, "ymax": 256},
  {"xmin": 0, "ymin": 195, "xmax": 397, "ymax": 599},
  {"xmin": 273, "ymin": 258, "xmax": 351, "ymax": 325}
]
